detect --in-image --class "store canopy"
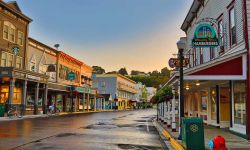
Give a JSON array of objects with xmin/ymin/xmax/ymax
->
[{"xmin": 184, "ymin": 55, "xmax": 246, "ymax": 80}]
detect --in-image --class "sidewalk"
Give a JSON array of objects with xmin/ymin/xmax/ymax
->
[
  {"xmin": 154, "ymin": 119, "xmax": 250, "ymax": 150},
  {"xmin": 0, "ymin": 109, "xmax": 116, "ymax": 122}
]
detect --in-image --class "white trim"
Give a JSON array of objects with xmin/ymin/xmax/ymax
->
[
  {"xmin": 184, "ymin": 54, "xmax": 247, "ymax": 80},
  {"xmin": 184, "ymin": 75, "xmax": 245, "ymax": 80}
]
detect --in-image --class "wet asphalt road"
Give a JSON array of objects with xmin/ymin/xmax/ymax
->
[{"xmin": 0, "ymin": 109, "xmax": 164, "ymax": 150}]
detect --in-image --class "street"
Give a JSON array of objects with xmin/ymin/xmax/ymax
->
[{"xmin": 0, "ymin": 109, "xmax": 164, "ymax": 150}]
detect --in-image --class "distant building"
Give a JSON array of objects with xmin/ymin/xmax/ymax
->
[
  {"xmin": 146, "ymin": 87, "xmax": 157, "ymax": 102},
  {"xmin": 93, "ymin": 74, "xmax": 137, "ymax": 110}
]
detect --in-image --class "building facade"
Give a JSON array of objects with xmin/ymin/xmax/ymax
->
[
  {"xmin": 165, "ymin": 0, "xmax": 250, "ymax": 138},
  {"xmin": 0, "ymin": 1, "xmax": 50, "ymax": 116},
  {"xmin": 93, "ymin": 74, "xmax": 137, "ymax": 110}
]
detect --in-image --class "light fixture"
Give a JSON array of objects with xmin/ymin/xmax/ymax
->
[
  {"xmin": 185, "ymin": 86, "xmax": 190, "ymax": 90},
  {"xmin": 176, "ymin": 38, "xmax": 186, "ymax": 50},
  {"xmin": 196, "ymin": 83, "xmax": 200, "ymax": 86}
]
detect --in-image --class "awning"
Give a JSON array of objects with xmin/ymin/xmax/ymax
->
[{"xmin": 184, "ymin": 54, "xmax": 246, "ymax": 80}]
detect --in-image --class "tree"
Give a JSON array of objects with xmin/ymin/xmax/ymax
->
[
  {"xmin": 151, "ymin": 70, "xmax": 160, "ymax": 76},
  {"xmin": 92, "ymin": 66, "xmax": 105, "ymax": 74},
  {"xmin": 106, "ymin": 71, "xmax": 117, "ymax": 74},
  {"xmin": 161, "ymin": 67, "xmax": 170, "ymax": 77},
  {"xmin": 131, "ymin": 70, "xmax": 146, "ymax": 75},
  {"xmin": 118, "ymin": 67, "xmax": 128, "ymax": 76},
  {"xmin": 131, "ymin": 70, "xmax": 140, "ymax": 75},
  {"xmin": 151, "ymin": 86, "xmax": 173, "ymax": 104}
]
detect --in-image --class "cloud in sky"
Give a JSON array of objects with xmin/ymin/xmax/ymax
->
[{"xmin": 7, "ymin": 0, "xmax": 193, "ymax": 72}]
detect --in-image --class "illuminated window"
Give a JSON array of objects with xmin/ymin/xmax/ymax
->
[
  {"xmin": 8, "ymin": 54, "xmax": 13, "ymax": 67},
  {"xmin": 16, "ymin": 56, "xmax": 22, "ymax": 69},
  {"xmin": 1, "ymin": 52, "xmax": 7, "ymax": 67}
]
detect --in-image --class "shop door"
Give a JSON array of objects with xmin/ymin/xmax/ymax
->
[{"xmin": 220, "ymin": 86, "xmax": 230, "ymax": 127}]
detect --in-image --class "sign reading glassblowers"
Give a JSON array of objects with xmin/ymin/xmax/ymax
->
[{"xmin": 192, "ymin": 24, "xmax": 219, "ymax": 47}]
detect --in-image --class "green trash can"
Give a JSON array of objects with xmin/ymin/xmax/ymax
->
[
  {"xmin": 0, "ymin": 104, "xmax": 5, "ymax": 117},
  {"xmin": 181, "ymin": 117, "xmax": 205, "ymax": 150}
]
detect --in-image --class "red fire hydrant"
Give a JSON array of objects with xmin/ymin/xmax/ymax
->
[{"xmin": 208, "ymin": 135, "xmax": 228, "ymax": 150}]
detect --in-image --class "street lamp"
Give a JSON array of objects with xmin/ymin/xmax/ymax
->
[{"xmin": 177, "ymin": 38, "xmax": 186, "ymax": 139}]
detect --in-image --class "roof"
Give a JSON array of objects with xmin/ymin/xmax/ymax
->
[
  {"xmin": 58, "ymin": 51, "xmax": 83, "ymax": 66},
  {"xmin": 96, "ymin": 74, "xmax": 136, "ymax": 84},
  {"xmin": 7, "ymin": 1, "xmax": 22, "ymax": 12},
  {"xmin": 28, "ymin": 37, "xmax": 59, "ymax": 54},
  {"xmin": 0, "ymin": 1, "xmax": 32, "ymax": 22},
  {"xmin": 181, "ymin": 0, "xmax": 203, "ymax": 32}
]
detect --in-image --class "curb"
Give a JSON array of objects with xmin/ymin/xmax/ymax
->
[
  {"xmin": 0, "ymin": 110, "xmax": 118, "ymax": 122},
  {"xmin": 153, "ymin": 119, "xmax": 184, "ymax": 150}
]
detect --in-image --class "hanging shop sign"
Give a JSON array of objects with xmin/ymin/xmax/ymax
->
[
  {"xmin": 168, "ymin": 58, "xmax": 176, "ymax": 68},
  {"xmin": 68, "ymin": 71, "xmax": 76, "ymax": 80},
  {"xmin": 168, "ymin": 58, "xmax": 189, "ymax": 68},
  {"xmin": 12, "ymin": 46, "xmax": 20, "ymax": 55},
  {"xmin": 192, "ymin": 24, "xmax": 219, "ymax": 48}
]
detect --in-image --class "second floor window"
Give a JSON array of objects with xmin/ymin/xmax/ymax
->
[
  {"xmin": 200, "ymin": 48, "xmax": 203, "ymax": 64},
  {"xmin": 230, "ymin": 7, "xmax": 236, "ymax": 46},
  {"xmin": 218, "ymin": 19, "xmax": 224, "ymax": 53},
  {"xmin": 18, "ymin": 31, "xmax": 24, "ymax": 46},
  {"xmin": 3, "ymin": 21, "xmax": 16, "ymax": 43},
  {"xmin": 210, "ymin": 48, "xmax": 215, "ymax": 60}
]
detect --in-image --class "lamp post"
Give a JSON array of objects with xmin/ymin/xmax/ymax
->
[{"xmin": 177, "ymin": 39, "xmax": 185, "ymax": 139}]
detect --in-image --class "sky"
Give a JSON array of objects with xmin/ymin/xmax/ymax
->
[{"xmin": 6, "ymin": 0, "xmax": 192, "ymax": 73}]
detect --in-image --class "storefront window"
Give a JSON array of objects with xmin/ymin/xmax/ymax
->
[
  {"xmin": 0, "ymin": 86, "xmax": 9, "ymax": 104},
  {"xmin": 26, "ymin": 95, "xmax": 35, "ymax": 106},
  {"xmin": 13, "ymin": 87, "xmax": 22, "ymax": 104},
  {"xmin": 57, "ymin": 94, "xmax": 63, "ymax": 111},
  {"xmin": 233, "ymin": 81, "xmax": 246, "ymax": 125},
  {"xmin": 211, "ymin": 88, "xmax": 217, "ymax": 120},
  {"xmin": 201, "ymin": 91, "xmax": 208, "ymax": 112}
]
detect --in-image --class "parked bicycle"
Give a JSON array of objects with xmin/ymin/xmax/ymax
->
[
  {"xmin": 7, "ymin": 106, "xmax": 22, "ymax": 118},
  {"xmin": 47, "ymin": 104, "xmax": 61, "ymax": 116}
]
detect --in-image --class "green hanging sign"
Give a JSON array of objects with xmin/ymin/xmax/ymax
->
[
  {"xmin": 192, "ymin": 24, "xmax": 219, "ymax": 48},
  {"xmin": 68, "ymin": 72, "xmax": 76, "ymax": 80}
]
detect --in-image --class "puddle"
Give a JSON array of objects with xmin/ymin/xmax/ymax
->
[
  {"xmin": 82, "ymin": 122, "xmax": 118, "ymax": 129},
  {"xmin": 135, "ymin": 120, "xmax": 147, "ymax": 122},
  {"xmin": 56, "ymin": 133, "xmax": 78, "ymax": 137},
  {"xmin": 118, "ymin": 144, "xmax": 161, "ymax": 150}
]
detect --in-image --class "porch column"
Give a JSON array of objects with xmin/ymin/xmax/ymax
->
[
  {"xmin": 103, "ymin": 98, "xmax": 106, "ymax": 110},
  {"xmin": 100, "ymin": 98, "xmax": 103, "ymax": 110},
  {"xmin": 216, "ymin": 85, "xmax": 220, "ymax": 125},
  {"xmin": 7, "ymin": 79, "xmax": 15, "ymax": 111},
  {"xmin": 43, "ymin": 84, "xmax": 48, "ymax": 114},
  {"xmin": 159, "ymin": 103, "xmax": 162, "ymax": 120},
  {"xmin": 94, "ymin": 96, "xmax": 97, "ymax": 111},
  {"xmin": 34, "ymin": 82, "xmax": 39, "ymax": 115},
  {"xmin": 167, "ymin": 101, "xmax": 171, "ymax": 128},
  {"xmin": 163, "ymin": 102, "xmax": 167, "ymax": 124},
  {"xmin": 83, "ymin": 93, "xmax": 85, "ymax": 112},
  {"xmin": 160, "ymin": 102, "xmax": 163, "ymax": 121},
  {"xmin": 87, "ymin": 93, "xmax": 90, "ymax": 111},
  {"xmin": 172, "ymin": 89, "xmax": 177, "ymax": 132},
  {"xmin": 110, "ymin": 100, "xmax": 113, "ymax": 110},
  {"xmin": 21, "ymin": 80, "xmax": 27, "ymax": 116},
  {"xmin": 64, "ymin": 95, "xmax": 68, "ymax": 112}
]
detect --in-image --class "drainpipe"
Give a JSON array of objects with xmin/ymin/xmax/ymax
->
[{"xmin": 243, "ymin": 0, "xmax": 250, "ymax": 137}]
